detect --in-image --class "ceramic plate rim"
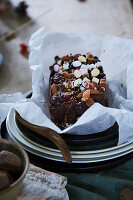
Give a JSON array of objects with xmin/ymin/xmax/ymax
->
[
  {"xmin": 6, "ymin": 119, "xmax": 133, "ymax": 163},
  {"xmin": 5, "ymin": 108, "xmax": 133, "ymax": 162},
  {"xmin": 10, "ymin": 108, "xmax": 133, "ymax": 154}
]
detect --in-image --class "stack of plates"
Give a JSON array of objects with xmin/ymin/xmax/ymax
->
[{"xmin": 6, "ymin": 108, "xmax": 133, "ymax": 168}]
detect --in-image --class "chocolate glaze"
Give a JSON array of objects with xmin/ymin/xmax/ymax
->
[{"xmin": 49, "ymin": 53, "xmax": 108, "ymax": 129}]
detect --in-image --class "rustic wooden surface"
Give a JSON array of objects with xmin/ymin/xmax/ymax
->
[{"xmin": 0, "ymin": 0, "xmax": 133, "ymax": 94}]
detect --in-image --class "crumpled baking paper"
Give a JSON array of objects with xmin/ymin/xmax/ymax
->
[
  {"xmin": 1, "ymin": 27, "xmax": 133, "ymax": 145},
  {"xmin": 0, "ymin": 92, "xmax": 25, "ymax": 128}
]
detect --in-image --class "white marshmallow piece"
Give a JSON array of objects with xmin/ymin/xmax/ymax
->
[
  {"xmin": 80, "ymin": 64, "xmax": 88, "ymax": 75},
  {"xmin": 74, "ymin": 70, "xmax": 82, "ymax": 78},
  {"xmin": 57, "ymin": 60, "xmax": 61, "ymax": 65},
  {"xmin": 92, "ymin": 77, "xmax": 99, "ymax": 85},
  {"xmin": 87, "ymin": 64, "xmax": 96, "ymax": 70},
  {"xmin": 80, "ymin": 68, "xmax": 88, "ymax": 75},
  {"xmin": 72, "ymin": 61, "xmax": 81, "ymax": 68},
  {"xmin": 83, "ymin": 77, "xmax": 90, "ymax": 83},
  {"xmin": 80, "ymin": 86, "xmax": 85, "ymax": 91},
  {"xmin": 54, "ymin": 64, "xmax": 59, "ymax": 72},
  {"xmin": 74, "ymin": 78, "xmax": 83, "ymax": 87},
  {"xmin": 91, "ymin": 68, "xmax": 100, "ymax": 77},
  {"xmin": 63, "ymin": 62, "xmax": 69, "ymax": 70},
  {"xmin": 82, "ymin": 77, "xmax": 90, "ymax": 87},
  {"xmin": 77, "ymin": 78, "xmax": 83, "ymax": 85},
  {"xmin": 81, "ymin": 64, "xmax": 87, "ymax": 69},
  {"xmin": 78, "ymin": 56, "xmax": 86, "ymax": 63}
]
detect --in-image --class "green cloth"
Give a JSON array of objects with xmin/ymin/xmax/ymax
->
[{"xmin": 63, "ymin": 158, "xmax": 133, "ymax": 200}]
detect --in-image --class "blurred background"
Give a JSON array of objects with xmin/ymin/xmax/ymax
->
[{"xmin": 0, "ymin": 0, "xmax": 133, "ymax": 95}]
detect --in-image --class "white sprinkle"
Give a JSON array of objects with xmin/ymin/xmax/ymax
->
[
  {"xmin": 71, "ymin": 81, "xmax": 74, "ymax": 88},
  {"xmin": 80, "ymin": 86, "xmax": 85, "ymax": 91},
  {"xmin": 74, "ymin": 78, "xmax": 83, "ymax": 87},
  {"xmin": 63, "ymin": 82, "xmax": 69, "ymax": 88},
  {"xmin": 59, "ymin": 68, "xmax": 63, "ymax": 73},
  {"xmin": 87, "ymin": 64, "xmax": 96, "ymax": 70},
  {"xmin": 63, "ymin": 62, "xmax": 69, "ymax": 70},
  {"xmin": 57, "ymin": 60, "xmax": 61, "ymax": 65},
  {"xmin": 74, "ymin": 80, "xmax": 78, "ymax": 87},
  {"xmin": 77, "ymin": 78, "xmax": 83, "ymax": 85}
]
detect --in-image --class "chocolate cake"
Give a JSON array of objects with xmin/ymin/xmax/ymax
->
[{"xmin": 49, "ymin": 53, "xmax": 108, "ymax": 129}]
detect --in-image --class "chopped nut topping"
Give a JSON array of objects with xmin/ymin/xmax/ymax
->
[
  {"xmin": 86, "ymin": 98, "xmax": 94, "ymax": 107},
  {"xmin": 100, "ymin": 79, "xmax": 106, "ymax": 84},
  {"xmin": 77, "ymin": 93, "xmax": 83, "ymax": 99},
  {"xmin": 99, "ymin": 87, "xmax": 106, "ymax": 92},
  {"xmin": 61, "ymin": 56, "xmax": 68, "ymax": 61},
  {"xmin": 62, "ymin": 72, "xmax": 69, "ymax": 78},
  {"xmin": 88, "ymin": 53, "xmax": 94, "ymax": 63},
  {"xmin": 89, "ymin": 83, "xmax": 94, "ymax": 89},
  {"xmin": 51, "ymin": 84, "xmax": 57, "ymax": 95},
  {"xmin": 98, "ymin": 83, "xmax": 107, "ymax": 89},
  {"xmin": 82, "ymin": 90, "xmax": 90, "ymax": 102},
  {"xmin": 90, "ymin": 89, "xmax": 100, "ymax": 95},
  {"xmin": 63, "ymin": 82, "xmax": 69, "ymax": 89}
]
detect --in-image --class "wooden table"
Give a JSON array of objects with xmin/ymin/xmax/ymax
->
[{"xmin": 0, "ymin": 0, "xmax": 133, "ymax": 94}]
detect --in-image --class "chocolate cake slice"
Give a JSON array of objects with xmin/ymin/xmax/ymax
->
[{"xmin": 49, "ymin": 53, "xmax": 108, "ymax": 129}]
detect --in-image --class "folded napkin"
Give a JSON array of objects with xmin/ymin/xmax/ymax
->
[{"xmin": 17, "ymin": 164, "xmax": 67, "ymax": 200}]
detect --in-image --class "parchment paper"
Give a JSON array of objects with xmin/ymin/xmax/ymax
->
[{"xmin": 1, "ymin": 27, "xmax": 133, "ymax": 145}]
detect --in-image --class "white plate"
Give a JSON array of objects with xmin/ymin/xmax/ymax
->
[
  {"xmin": 11, "ymin": 108, "xmax": 132, "ymax": 154},
  {"xmin": 6, "ymin": 108, "xmax": 133, "ymax": 163},
  {"xmin": 8, "ymin": 117, "xmax": 133, "ymax": 164}
]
